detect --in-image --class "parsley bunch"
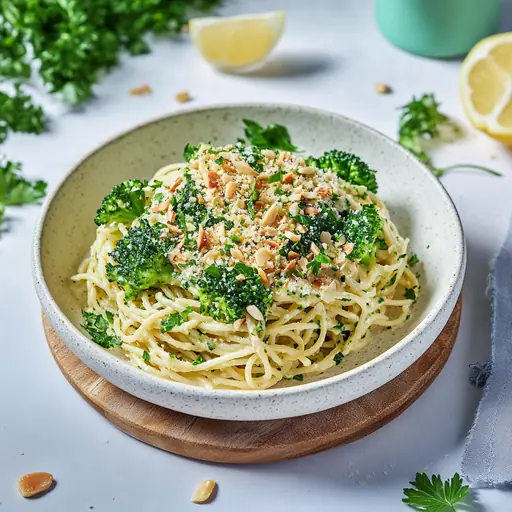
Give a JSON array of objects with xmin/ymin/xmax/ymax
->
[
  {"xmin": 0, "ymin": 0, "xmax": 222, "ymax": 104},
  {"xmin": 399, "ymin": 94, "xmax": 501, "ymax": 178}
]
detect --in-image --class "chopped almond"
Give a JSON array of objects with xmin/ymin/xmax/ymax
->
[
  {"xmin": 255, "ymin": 247, "xmax": 272, "ymax": 267},
  {"xmin": 233, "ymin": 318, "xmax": 246, "ymax": 330},
  {"xmin": 284, "ymin": 231, "xmax": 301, "ymax": 242},
  {"xmin": 169, "ymin": 176, "xmax": 183, "ymax": 193},
  {"xmin": 284, "ymin": 260, "xmax": 296, "ymax": 274},
  {"xmin": 283, "ymin": 173, "xmax": 294, "ymax": 184},
  {"xmin": 304, "ymin": 206, "xmax": 319, "ymax": 215},
  {"xmin": 208, "ymin": 171, "xmax": 219, "ymax": 189},
  {"xmin": 234, "ymin": 161, "xmax": 258, "ymax": 176},
  {"xmin": 343, "ymin": 242, "xmax": 355, "ymax": 255},
  {"xmin": 151, "ymin": 198, "xmax": 170, "ymax": 213},
  {"xmin": 311, "ymin": 243, "xmax": 321, "ymax": 256},
  {"xmin": 167, "ymin": 210, "xmax": 176, "ymax": 224},
  {"xmin": 231, "ymin": 247, "xmax": 244, "ymax": 261},
  {"xmin": 263, "ymin": 240, "xmax": 279, "ymax": 248},
  {"xmin": 257, "ymin": 267, "xmax": 269, "ymax": 284},
  {"xmin": 197, "ymin": 226, "xmax": 207, "ymax": 250},
  {"xmin": 288, "ymin": 251, "xmax": 300, "ymax": 259},
  {"xmin": 18, "ymin": 472, "xmax": 54, "ymax": 498},
  {"xmin": 375, "ymin": 83, "xmax": 392, "ymax": 94},
  {"xmin": 316, "ymin": 186, "xmax": 331, "ymax": 199},
  {"xmin": 130, "ymin": 84, "xmax": 151, "ymax": 96},
  {"xmin": 262, "ymin": 204, "xmax": 279, "ymax": 226},
  {"xmin": 235, "ymin": 274, "xmax": 246, "ymax": 282},
  {"xmin": 225, "ymin": 181, "xmax": 237, "ymax": 199},
  {"xmin": 175, "ymin": 90, "xmax": 191, "ymax": 103},
  {"xmin": 246, "ymin": 305, "xmax": 264, "ymax": 321},
  {"xmin": 298, "ymin": 166, "xmax": 315, "ymax": 175}
]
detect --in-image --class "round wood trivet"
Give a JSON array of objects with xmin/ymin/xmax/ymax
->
[{"xmin": 43, "ymin": 299, "xmax": 461, "ymax": 464}]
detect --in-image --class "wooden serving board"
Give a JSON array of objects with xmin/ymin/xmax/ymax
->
[{"xmin": 43, "ymin": 299, "xmax": 461, "ymax": 464}]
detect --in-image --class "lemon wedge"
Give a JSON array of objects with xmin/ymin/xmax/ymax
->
[
  {"xmin": 461, "ymin": 32, "xmax": 512, "ymax": 143},
  {"xmin": 189, "ymin": 11, "xmax": 285, "ymax": 71}
]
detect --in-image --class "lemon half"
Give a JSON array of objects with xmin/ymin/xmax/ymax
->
[
  {"xmin": 461, "ymin": 32, "xmax": 512, "ymax": 143},
  {"xmin": 189, "ymin": 11, "xmax": 285, "ymax": 71}
]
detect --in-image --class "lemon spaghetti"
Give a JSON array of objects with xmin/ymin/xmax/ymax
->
[{"xmin": 72, "ymin": 142, "xmax": 419, "ymax": 390}]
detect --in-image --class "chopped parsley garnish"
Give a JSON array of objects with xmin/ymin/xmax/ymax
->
[
  {"xmin": 246, "ymin": 182, "xmax": 259, "ymax": 219},
  {"xmin": 183, "ymin": 143, "xmax": 200, "ymax": 161},
  {"xmin": 82, "ymin": 311, "xmax": 121, "ymax": 349},
  {"xmin": 161, "ymin": 306, "xmax": 194, "ymax": 333},
  {"xmin": 192, "ymin": 356, "xmax": 205, "ymax": 366},
  {"xmin": 334, "ymin": 352, "xmax": 344, "ymax": 365},
  {"xmin": 307, "ymin": 252, "xmax": 330, "ymax": 276},
  {"xmin": 268, "ymin": 169, "xmax": 286, "ymax": 183},
  {"xmin": 404, "ymin": 288, "xmax": 416, "ymax": 301},
  {"xmin": 408, "ymin": 253, "xmax": 420, "ymax": 266},
  {"xmin": 143, "ymin": 350, "xmax": 150, "ymax": 363},
  {"xmin": 383, "ymin": 274, "xmax": 397, "ymax": 289}
]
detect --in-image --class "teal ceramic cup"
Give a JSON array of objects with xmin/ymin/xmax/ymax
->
[{"xmin": 376, "ymin": 0, "xmax": 503, "ymax": 58}]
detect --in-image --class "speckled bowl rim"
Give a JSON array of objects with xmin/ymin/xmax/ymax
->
[{"xmin": 33, "ymin": 102, "xmax": 465, "ymax": 401}]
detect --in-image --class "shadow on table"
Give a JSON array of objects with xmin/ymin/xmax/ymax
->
[{"xmin": 232, "ymin": 51, "xmax": 336, "ymax": 79}]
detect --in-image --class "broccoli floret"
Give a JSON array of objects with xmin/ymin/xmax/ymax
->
[
  {"xmin": 82, "ymin": 311, "xmax": 121, "ymax": 349},
  {"xmin": 106, "ymin": 219, "xmax": 176, "ymax": 298},
  {"xmin": 94, "ymin": 179, "xmax": 147, "ymax": 226},
  {"xmin": 340, "ymin": 204, "xmax": 382, "ymax": 267},
  {"xmin": 287, "ymin": 201, "xmax": 342, "ymax": 256},
  {"xmin": 196, "ymin": 262, "xmax": 273, "ymax": 323},
  {"xmin": 307, "ymin": 150, "xmax": 378, "ymax": 193}
]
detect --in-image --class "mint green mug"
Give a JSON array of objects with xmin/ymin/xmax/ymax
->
[{"xmin": 375, "ymin": 0, "xmax": 502, "ymax": 58}]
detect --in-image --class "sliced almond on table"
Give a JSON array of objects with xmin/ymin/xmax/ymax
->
[
  {"xmin": 18, "ymin": 472, "xmax": 54, "ymax": 498},
  {"xmin": 191, "ymin": 479, "xmax": 217, "ymax": 504},
  {"xmin": 175, "ymin": 91, "xmax": 191, "ymax": 103}
]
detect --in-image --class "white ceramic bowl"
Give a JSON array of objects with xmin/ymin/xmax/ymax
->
[{"xmin": 33, "ymin": 104, "xmax": 465, "ymax": 421}]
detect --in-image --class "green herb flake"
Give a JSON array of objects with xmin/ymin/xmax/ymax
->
[
  {"xmin": 404, "ymin": 288, "xmax": 416, "ymax": 301},
  {"xmin": 334, "ymin": 353, "xmax": 344, "ymax": 365},
  {"xmin": 82, "ymin": 311, "xmax": 122, "ymax": 349},
  {"xmin": 161, "ymin": 306, "xmax": 194, "ymax": 333},
  {"xmin": 143, "ymin": 350, "xmax": 150, "ymax": 364}
]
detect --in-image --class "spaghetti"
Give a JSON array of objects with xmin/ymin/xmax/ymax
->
[{"xmin": 72, "ymin": 142, "xmax": 419, "ymax": 390}]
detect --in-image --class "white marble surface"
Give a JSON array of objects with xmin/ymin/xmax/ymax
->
[{"xmin": 1, "ymin": 0, "xmax": 512, "ymax": 510}]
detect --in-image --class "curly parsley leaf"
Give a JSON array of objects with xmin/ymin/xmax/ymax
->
[
  {"xmin": 0, "ymin": 158, "xmax": 47, "ymax": 220},
  {"xmin": 398, "ymin": 94, "xmax": 501, "ymax": 178},
  {"xmin": 82, "ymin": 311, "xmax": 121, "ymax": 349},
  {"xmin": 0, "ymin": 84, "xmax": 46, "ymax": 143},
  {"xmin": 242, "ymin": 119, "xmax": 298, "ymax": 151},
  {"xmin": 0, "ymin": 1, "xmax": 221, "ymax": 104},
  {"xmin": 402, "ymin": 472, "xmax": 469, "ymax": 511}
]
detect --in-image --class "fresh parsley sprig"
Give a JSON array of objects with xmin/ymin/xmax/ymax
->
[
  {"xmin": 0, "ymin": 0, "xmax": 221, "ymax": 104},
  {"xmin": 241, "ymin": 119, "xmax": 298, "ymax": 151},
  {"xmin": 398, "ymin": 94, "xmax": 501, "ymax": 178},
  {"xmin": 0, "ymin": 157, "xmax": 47, "ymax": 223},
  {"xmin": 403, "ymin": 472, "xmax": 469, "ymax": 511}
]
